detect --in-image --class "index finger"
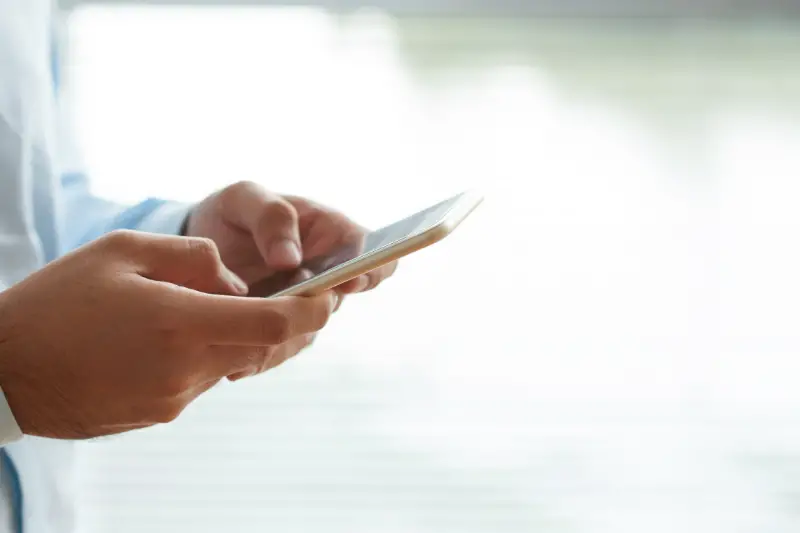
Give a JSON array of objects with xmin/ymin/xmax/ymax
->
[
  {"xmin": 337, "ymin": 260, "xmax": 399, "ymax": 295},
  {"xmin": 222, "ymin": 182, "xmax": 303, "ymax": 269},
  {"xmin": 178, "ymin": 290, "xmax": 338, "ymax": 346}
]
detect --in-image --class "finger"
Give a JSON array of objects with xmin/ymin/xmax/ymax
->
[
  {"xmin": 304, "ymin": 212, "xmax": 362, "ymax": 260},
  {"xmin": 177, "ymin": 289, "xmax": 338, "ymax": 347},
  {"xmin": 209, "ymin": 345, "xmax": 270, "ymax": 379},
  {"xmin": 221, "ymin": 182, "xmax": 302, "ymax": 270},
  {"xmin": 249, "ymin": 269, "xmax": 313, "ymax": 299},
  {"xmin": 117, "ymin": 231, "xmax": 248, "ymax": 295},
  {"xmin": 224, "ymin": 334, "xmax": 316, "ymax": 382},
  {"xmin": 263, "ymin": 333, "xmax": 316, "ymax": 372},
  {"xmin": 293, "ymin": 268, "xmax": 315, "ymax": 284},
  {"xmin": 283, "ymin": 196, "xmax": 366, "ymax": 260},
  {"xmin": 363, "ymin": 260, "xmax": 399, "ymax": 292},
  {"xmin": 334, "ymin": 294, "xmax": 346, "ymax": 312},
  {"xmin": 336, "ymin": 260, "xmax": 398, "ymax": 295},
  {"xmin": 336, "ymin": 275, "xmax": 370, "ymax": 295}
]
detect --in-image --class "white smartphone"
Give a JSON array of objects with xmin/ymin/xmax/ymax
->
[{"xmin": 252, "ymin": 190, "xmax": 483, "ymax": 299}]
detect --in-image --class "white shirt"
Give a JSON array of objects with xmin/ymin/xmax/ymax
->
[{"xmin": 0, "ymin": 1, "xmax": 190, "ymax": 531}]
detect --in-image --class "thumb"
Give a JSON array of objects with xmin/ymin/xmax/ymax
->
[
  {"xmin": 126, "ymin": 233, "xmax": 248, "ymax": 296},
  {"xmin": 220, "ymin": 182, "xmax": 303, "ymax": 270}
]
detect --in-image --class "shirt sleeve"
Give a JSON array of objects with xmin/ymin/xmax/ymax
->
[
  {"xmin": 0, "ymin": 283, "xmax": 23, "ymax": 446},
  {"xmin": 59, "ymin": 172, "xmax": 192, "ymax": 252},
  {"xmin": 53, "ymin": 36, "xmax": 191, "ymax": 251},
  {"xmin": 0, "ymin": 387, "xmax": 23, "ymax": 447},
  {"xmin": 0, "ymin": 21, "xmax": 190, "ymax": 445}
]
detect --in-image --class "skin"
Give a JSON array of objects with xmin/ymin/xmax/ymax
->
[
  {"xmin": 186, "ymin": 181, "xmax": 396, "ymax": 293},
  {"xmin": 0, "ymin": 182, "xmax": 396, "ymax": 439},
  {"xmin": 185, "ymin": 182, "xmax": 398, "ymax": 380}
]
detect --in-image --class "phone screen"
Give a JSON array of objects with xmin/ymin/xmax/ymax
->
[{"xmin": 250, "ymin": 194, "xmax": 463, "ymax": 297}]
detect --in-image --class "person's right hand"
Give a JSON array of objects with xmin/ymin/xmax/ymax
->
[{"xmin": 0, "ymin": 230, "xmax": 337, "ymax": 440}]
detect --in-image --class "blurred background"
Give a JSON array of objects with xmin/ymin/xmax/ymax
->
[{"xmin": 55, "ymin": 0, "xmax": 800, "ymax": 532}]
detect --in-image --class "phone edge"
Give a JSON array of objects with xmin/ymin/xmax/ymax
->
[{"xmin": 268, "ymin": 190, "xmax": 483, "ymax": 298}]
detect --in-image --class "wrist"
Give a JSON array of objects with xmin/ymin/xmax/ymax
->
[
  {"xmin": 0, "ymin": 340, "xmax": 71, "ymax": 440},
  {"xmin": 0, "ymin": 291, "xmax": 70, "ymax": 440}
]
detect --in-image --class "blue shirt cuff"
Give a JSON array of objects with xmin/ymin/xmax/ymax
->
[{"xmin": 135, "ymin": 203, "xmax": 192, "ymax": 236}]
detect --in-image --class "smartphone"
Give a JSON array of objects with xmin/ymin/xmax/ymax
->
[{"xmin": 252, "ymin": 190, "xmax": 483, "ymax": 298}]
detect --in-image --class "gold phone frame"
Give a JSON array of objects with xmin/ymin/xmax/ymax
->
[{"xmin": 269, "ymin": 190, "xmax": 484, "ymax": 298}]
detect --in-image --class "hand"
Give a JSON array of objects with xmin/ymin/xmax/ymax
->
[
  {"xmin": 185, "ymin": 181, "xmax": 398, "ymax": 295},
  {"xmin": 0, "ymin": 230, "xmax": 337, "ymax": 440}
]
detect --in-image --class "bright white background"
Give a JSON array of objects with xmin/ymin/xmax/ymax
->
[{"xmin": 65, "ymin": 8, "xmax": 800, "ymax": 532}]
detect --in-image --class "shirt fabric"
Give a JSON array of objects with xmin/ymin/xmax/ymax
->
[{"xmin": 0, "ymin": 1, "xmax": 192, "ymax": 531}]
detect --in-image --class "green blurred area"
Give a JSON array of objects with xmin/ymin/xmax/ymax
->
[{"xmin": 374, "ymin": 18, "xmax": 800, "ymax": 112}]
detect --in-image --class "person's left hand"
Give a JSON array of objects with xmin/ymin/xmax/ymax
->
[{"xmin": 184, "ymin": 181, "xmax": 398, "ymax": 296}]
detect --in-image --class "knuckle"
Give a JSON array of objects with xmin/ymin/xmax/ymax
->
[
  {"xmin": 231, "ymin": 180, "xmax": 259, "ymax": 192},
  {"xmin": 239, "ymin": 345, "xmax": 269, "ymax": 373},
  {"xmin": 155, "ymin": 400, "xmax": 186, "ymax": 424},
  {"xmin": 252, "ymin": 345, "xmax": 270, "ymax": 365},
  {"xmin": 187, "ymin": 237, "xmax": 219, "ymax": 259},
  {"xmin": 259, "ymin": 200, "xmax": 297, "ymax": 225},
  {"xmin": 261, "ymin": 348, "xmax": 288, "ymax": 374},
  {"xmin": 254, "ymin": 346, "xmax": 276, "ymax": 374},
  {"xmin": 186, "ymin": 238, "xmax": 221, "ymax": 270},
  {"xmin": 312, "ymin": 298, "xmax": 334, "ymax": 330},
  {"xmin": 104, "ymin": 229, "xmax": 141, "ymax": 250},
  {"xmin": 315, "ymin": 306, "xmax": 333, "ymax": 331},
  {"xmin": 261, "ymin": 310, "xmax": 291, "ymax": 345},
  {"xmin": 159, "ymin": 371, "xmax": 194, "ymax": 397},
  {"xmin": 219, "ymin": 181, "xmax": 260, "ymax": 209}
]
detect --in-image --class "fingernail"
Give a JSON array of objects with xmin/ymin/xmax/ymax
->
[
  {"xmin": 296, "ymin": 268, "xmax": 314, "ymax": 283},
  {"xmin": 270, "ymin": 239, "xmax": 303, "ymax": 266},
  {"xmin": 355, "ymin": 276, "xmax": 370, "ymax": 292},
  {"xmin": 333, "ymin": 293, "xmax": 344, "ymax": 312},
  {"xmin": 226, "ymin": 270, "xmax": 249, "ymax": 295}
]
